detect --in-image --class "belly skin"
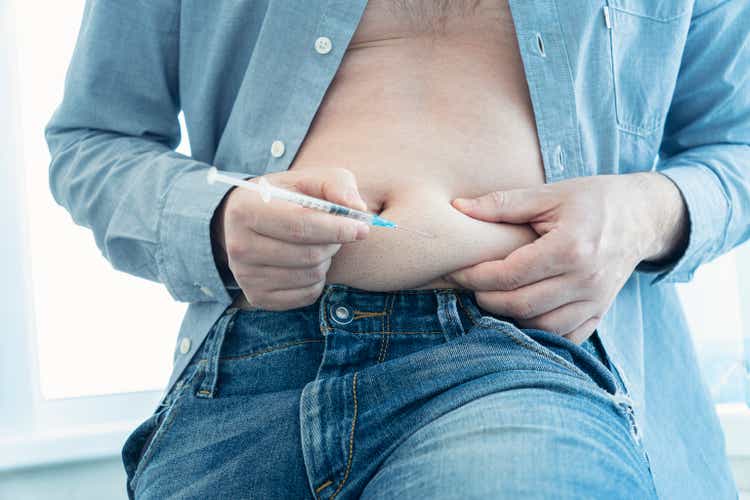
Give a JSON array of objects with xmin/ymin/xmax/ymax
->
[{"xmin": 289, "ymin": 1, "xmax": 545, "ymax": 291}]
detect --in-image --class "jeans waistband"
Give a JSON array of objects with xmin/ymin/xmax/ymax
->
[
  {"xmin": 226, "ymin": 284, "xmax": 495, "ymax": 341},
  {"xmin": 219, "ymin": 283, "xmax": 612, "ymax": 381}
]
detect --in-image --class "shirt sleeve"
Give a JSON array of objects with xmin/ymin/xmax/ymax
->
[
  {"xmin": 44, "ymin": 0, "xmax": 255, "ymax": 304},
  {"xmin": 635, "ymin": 0, "xmax": 750, "ymax": 285}
]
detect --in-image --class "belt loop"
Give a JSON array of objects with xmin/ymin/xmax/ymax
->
[
  {"xmin": 196, "ymin": 307, "xmax": 240, "ymax": 399},
  {"xmin": 436, "ymin": 291, "xmax": 465, "ymax": 341}
]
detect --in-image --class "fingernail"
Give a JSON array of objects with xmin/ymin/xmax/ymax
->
[
  {"xmin": 453, "ymin": 198, "xmax": 475, "ymax": 209},
  {"xmin": 355, "ymin": 223, "xmax": 369, "ymax": 240}
]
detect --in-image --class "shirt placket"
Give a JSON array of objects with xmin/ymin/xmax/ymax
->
[
  {"xmin": 264, "ymin": 0, "xmax": 369, "ymax": 175},
  {"xmin": 508, "ymin": 0, "xmax": 585, "ymax": 182}
]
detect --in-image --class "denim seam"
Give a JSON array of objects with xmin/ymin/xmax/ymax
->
[
  {"xmin": 314, "ymin": 480, "xmax": 333, "ymax": 496},
  {"xmin": 351, "ymin": 330, "xmax": 445, "ymax": 335},
  {"xmin": 319, "ymin": 286, "xmax": 335, "ymax": 335},
  {"xmin": 218, "ymin": 339, "xmax": 323, "ymax": 362},
  {"xmin": 326, "ymin": 284, "xmax": 462, "ymax": 295},
  {"xmin": 455, "ymin": 294, "xmax": 480, "ymax": 326},
  {"xmin": 351, "ymin": 310, "xmax": 387, "ymax": 319},
  {"xmin": 608, "ymin": 5, "xmax": 690, "ymax": 23},
  {"xmin": 129, "ymin": 362, "xmax": 203, "ymax": 491},
  {"xmin": 328, "ymin": 372, "xmax": 359, "ymax": 500},
  {"xmin": 196, "ymin": 310, "xmax": 238, "ymax": 398},
  {"xmin": 478, "ymin": 318, "xmax": 591, "ymax": 383},
  {"xmin": 377, "ymin": 296, "xmax": 395, "ymax": 363}
]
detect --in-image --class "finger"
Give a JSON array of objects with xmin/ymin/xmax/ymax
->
[
  {"xmin": 242, "ymin": 260, "xmax": 332, "ymax": 291},
  {"xmin": 246, "ymin": 201, "xmax": 369, "ymax": 244},
  {"xmin": 515, "ymin": 300, "xmax": 597, "ymax": 336},
  {"xmin": 469, "ymin": 274, "xmax": 583, "ymax": 320},
  {"xmin": 564, "ymin": 318, "xmax": 600, "ymax": 345},
  {"xmin": 281, "ymin": 167, "xmax": 368, "ymax": 211},
  {"xmin": 244, "ymin": 281, "xmax": 326, "ymax": 311},
  {"xmin": 228, "ymin": 230, "xmax": 340, "ymax": 268},
  {"xmin": 451, "ymin": 186, "xmax": 557, "ymax": 223},
  {"xmin": 447, "ymin": 231, "xmax": 569, "ymax": 291}
]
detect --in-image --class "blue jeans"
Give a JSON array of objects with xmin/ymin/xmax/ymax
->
[{"xmin": 122, "ymin": 284, "xmax": 658, "ymax": 499}]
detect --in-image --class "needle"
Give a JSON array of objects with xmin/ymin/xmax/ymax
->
[{"xmin": 393, "ymin": 224, "xmax": 437, "ymax": 239}]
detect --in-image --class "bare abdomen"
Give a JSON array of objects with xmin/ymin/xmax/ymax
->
[{"xmin": 289, "ymin": 16, "xmax": 544, "ymax": 291}]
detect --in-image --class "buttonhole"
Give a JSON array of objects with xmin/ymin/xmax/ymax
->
[{"xmin": 535, "ymin": 33, "xmax": 546, "ymax": 57}]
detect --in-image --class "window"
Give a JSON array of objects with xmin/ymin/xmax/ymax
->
[
  {"xmin": 677, "ymin": 248, "xmax": 749, "ymax": 405},
  {"xmin": 0, "ymin": 0, "xmax": 185, "ymax": 470},
  {"xmin": 13, "ymin": 0, "xmax": 188, "ymax": 399}
]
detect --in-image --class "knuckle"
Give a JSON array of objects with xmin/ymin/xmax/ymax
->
[
  {"xmin": 508, "ymin": 296, "xmax": 535, "ymax": 319},
  {"xmin": 225, "ymin": 238, "xmax": 245, "ymax": 260},
  {"xmin": 304, "ymin": 262, "xmax": 328, "ymax": 282},
  {"xmin": 303, "ymin": 246, "xmax": 325, "ymax": 266},
  {"xmin": 581, "ymin": 268, "xmax": 604, "ymax": 288},
  {"xmin": 566, "ymin": 241, "xmax": 595, "ymax": 264},
  {"xmin": 288, "ymin": 217, "xmax": 311, "ymax": 241},
  {"xmin": 301, "ymin": 283, "xmax": 324, "ymax": 305},
  {"xmin": 496, "ymin": 272, "xmax": 521, "ymax": 290},
  {"xmin": 487, "ymin": 190, "xmax": 506, "ymax": 209},
  {"xmin": 336, "ymin": 222, "xmax": 357, "ymax": 243}
]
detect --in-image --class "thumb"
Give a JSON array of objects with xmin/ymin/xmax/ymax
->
[
  {"xmin": 285, "ymin": 167, "xmax": 368, "ymax": 212},
  {"xmin": 451, "ymin": 187, "xmax": 556, "ymax": 223}
]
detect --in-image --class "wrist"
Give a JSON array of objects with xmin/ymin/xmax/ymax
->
[
  {"xmin": 631, "ymin": 172, "xmax": 689, "ymax": 264},
  {"xmin": 210, "ymin": 187, "xmax": 233, "ymax": 278}
]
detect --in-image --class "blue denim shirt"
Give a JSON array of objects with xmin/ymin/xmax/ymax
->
[{"xmin": 45, "ymin": 1, "xmax": 747, "ymax": 497}]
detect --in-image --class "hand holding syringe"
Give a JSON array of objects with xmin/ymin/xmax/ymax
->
[{"xmin": 207, "ymin": 167, "xmax": 435, "ymax": 239}]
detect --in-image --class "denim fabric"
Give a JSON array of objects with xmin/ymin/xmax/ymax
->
[
  {"xmin": 46, "ymin": 1, "xmax": 747, "ymax": 497},
  {"xmin": 123, "ymin": 285, "xmax": 658, "ymax": 499}
]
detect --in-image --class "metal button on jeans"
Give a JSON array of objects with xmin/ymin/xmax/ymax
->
[{"xmin": 329, "ymin": 303, "xmax": 353, "ymax": 325}]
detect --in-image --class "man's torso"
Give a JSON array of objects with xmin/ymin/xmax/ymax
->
[{"xmin": 288, "ymin": 0, "xmax": 544, "ymax": 291}]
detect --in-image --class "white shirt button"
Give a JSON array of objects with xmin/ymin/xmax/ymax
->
[
  {"xmin": 270, "ymin": 140, "xmax": 285, "ymax": 158},
  {"xmin": 199, "ymin": 285, "xmax": 214, "ymax": 298},
  {"xmin": 179, "ymin": 337, "xmax": 192, "ymax": 354},
  {"xmin": 315, "ymin": 36, "xmax": 332, "ymax": 55}
]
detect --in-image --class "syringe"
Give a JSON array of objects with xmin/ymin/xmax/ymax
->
[{"xmin": 207, "ymin": 167, "xmax": 436, "ymax": 239}]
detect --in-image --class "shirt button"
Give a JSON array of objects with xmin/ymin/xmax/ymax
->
[
  {"xmin": 270, "ymin": 140, "xmax": 285, "ymax": 158},
  {"xmin": 179, "ymin": 337, "xmax": 192, "ymax": 354},
  {"xmin": 199, "ymin": 285, "xmax": 214, "ymax": 298},
  {"xmin": 315, "ymin": 36, "xmax": 332, "ymax": 55}
]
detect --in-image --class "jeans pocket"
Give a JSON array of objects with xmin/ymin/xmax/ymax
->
[{"xmin": 474, "ymin": 315, "xmax": 619, "ymax": 396}]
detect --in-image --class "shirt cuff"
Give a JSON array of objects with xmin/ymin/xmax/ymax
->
[
  {"xmin": 157, "ymin": 164, "xmax": 256, "ymax": 303},
  {"xmin": 634, "ymin": 164, "xmax": 729, "ymax": 285}
]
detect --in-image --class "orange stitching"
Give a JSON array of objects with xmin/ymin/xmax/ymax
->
[
  {"xmin": 351, "ymin": 330, "xmax": 444, "ymax": 335},
  {"xmin": 351, "ymin": 310, "xmax": 387, "ymax": 319},
  {"xmin": 376, "ymin": 298, "xmax": 389, "ymax": 362},
  {"xmin": 315, "ymin": 480, "xmax": 333, "ymax": 494},
  {"xmin": 219, "ymin": 339, "xmax": 323, "ymax": 361},
  {"xmin": 381, "ymin": 296, "xmax": 396, "ymax": 362},
  {"xmin": 329, "ymin": 372, "xmax": 358, "ymax": 500},
  {"xmin": 456, "ymin": 294, "xmax": 480, "ymax": 325}
]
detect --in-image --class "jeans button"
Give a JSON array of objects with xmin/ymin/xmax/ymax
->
[{"xmin": 330, "ymin": 303, "xmax": 353, "ymax": 325}]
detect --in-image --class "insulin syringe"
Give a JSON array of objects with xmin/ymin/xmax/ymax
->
[{"xmin": 206, "ymin": 167, "xmax": 435, "ymax": 239}]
